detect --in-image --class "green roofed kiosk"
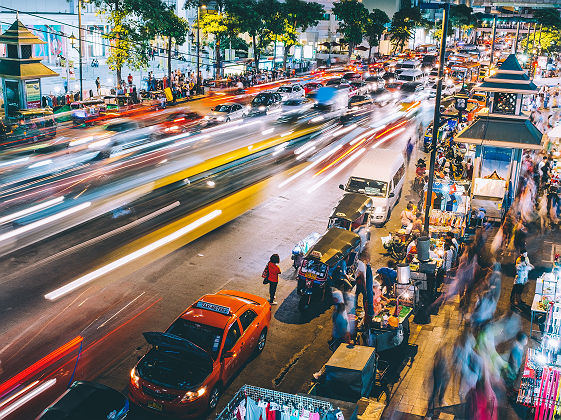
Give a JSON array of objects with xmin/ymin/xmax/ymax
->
[
  {"xmin": 456, "ymin": 54, "xmax": 543, "ymax": 221},
  {"xmin": 0, "ymin": 16, "xmax": 58, "ymax": 118}
]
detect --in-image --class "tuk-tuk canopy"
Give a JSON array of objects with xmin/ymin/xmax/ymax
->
[
  {"xmin": 329, "ymin": 193, "xmax": 373, "ymax": 222},
  {"xmin": 305, "ymin": 228, "xmax": 361, "ymax": 267}
]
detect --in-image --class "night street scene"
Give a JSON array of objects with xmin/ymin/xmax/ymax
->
[{"xmin": 3, "ymin": 0, "xmax": 561, "ymax": 419}]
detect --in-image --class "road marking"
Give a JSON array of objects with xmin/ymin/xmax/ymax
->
[{"xmin": 97, "ymin": 292, "xmax": 146, "ymax": 329}]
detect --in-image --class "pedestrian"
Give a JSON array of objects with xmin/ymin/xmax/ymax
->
[
  {"xmin": 427, "ymin": 347, "xmax": 450, "ymax": 419},
  {"xmin": 539, "ymin": 192, "xmax": 549, "ymax": 233},
  {"xmin": 465, "ymin": 373, "xmax": 497, "ymax": 420},
  {"xmin": 501, "ymin": 331, "xmax": 528, "ymax": 395},
  {"xmin": 513, "ymin": 220, "xmax": 527, "ymax": 254},
  {"xmin": 400, "ymin": 202, "xmax": 415, "ymax": 228},
  {"xmin": 406, "ymin": 137, "xmax": 414, "ymax": 164},
  {"xmin": 376, "ymin": 260, "xmax": 397, "ymax": 291},
  {"xmin": 510, "ymin": 250, "xmax": 534, "ymax": 306},
  {"xmin": 95, "ymin": 77, "xmax": 101, "ymax": 95},
  {"xmin": 355, "ymin": 250, "xmax": 368, "ymax": 310},
  {"xmin": 262, "ymin": 254, "xmax": 281, "ymax": 305},
  {"xmin": 330, "ymin": 290, "xmax": 350, "ymax": 350}
]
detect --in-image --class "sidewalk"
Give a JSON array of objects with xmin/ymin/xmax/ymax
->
[{"xmin": 380, "ymin": 222, "xmax": 561, "ymax": 419}]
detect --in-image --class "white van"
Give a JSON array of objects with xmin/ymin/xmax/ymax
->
[
  {"xmin": 340, "ymin": 149, "xmax": 406, "ymax": 225},
  {"xmin": 396, "ymin": 69, "xmax": 425, "ymax": 84}
]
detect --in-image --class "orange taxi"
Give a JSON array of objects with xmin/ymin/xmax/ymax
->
[{"xmin": 129, "ymin": 290, "xmax": 271, "ymax": 418}]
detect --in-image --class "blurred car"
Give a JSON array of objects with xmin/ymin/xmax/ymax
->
[
  {"xmin": 382, "ymin": 72, "xmax": 396, "ymax": 83},
  {"xmin": 276, "ymin": 84, "xmax": 305, "ymax": 100},
  {"xmin": 129, "ymin": 290, "xmax": 271, "ymax": 418},
  {"xmin": 364, "ymin": 75, "xmax": 385, "ymax": 92},
  {"xmin": 342, "ymin": 72, "xmax": 362, "ymax": 82},
  {"xmin": 303, "ymin": 82, "xmax": 323, "ymax": 94},
  {"xmin": 372, "ymin": 89, "xmax": 400, "ymax": 107},
  {"xmin": 156, "ymin": 111, "xmax": 202, "ymax": 135},
  {"xmin": 204, "ymin": 103, "xmax": 247, "ymax": 124},
  {"xmin": 85, "ymin": 119, "xmax": 142, "ymax": 151},
  {"xmin": 428, "ymin": 82, "xmax": 457, "ymax": 98},
  {"xmin": 350, "ymin": 81, "xmax": 369, "ymax": 95},
  {"xmin": 281, "ymin": 98, "xmax": 313, "ymax": 114},
  {"xmin": 401, "ymin": 81, "xmax": 425, "ymax": 93},
  {"xmin": 348, "ymin": 95, "xmax": 374, "ymax": 109},
  {"xmin": 336, "ymin": 84, "xmax": 353, "ymax": 100},
  {"xmin": 325, "ymin": 78, "xmax": 343, "ymax": 87},
  {"xmin": 37, "ymin": 381, "xmax": 128, "ymax": 420},
  {"xmin": 247, "ymin": 92, "xmax": 282, "ymax": 116}
]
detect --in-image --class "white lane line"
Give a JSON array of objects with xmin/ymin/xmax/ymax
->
[
  {"xmin": 0, "ymin": 197, "xmax": 64, "ymax": 225},
  {"xmin": 0, "ymin": 202, "xmax": 91, "ymax": 243},
  {"xmin": 97, "ymin": 292, "xmax": 146, "ymax": 329},
  {"xmin": 44, "ymin": 209, "xmax": 222, "ymax": 300}
]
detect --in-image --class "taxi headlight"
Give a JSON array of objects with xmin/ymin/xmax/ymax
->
[
  {"xmin": 181, "ymin": 387, "xmax": 206, "ymax": 403},
  {"xmin": 130, "ymin": 368, "xmax": 140, "ymax": 388},
  {"xmin": 375, "ymin": 206, "xmax": 387, "ymax": 214}
]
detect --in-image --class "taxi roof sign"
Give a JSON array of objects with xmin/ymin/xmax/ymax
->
[{"xmin": 195, "ymin": 300, "xmax": 231, "ymax": 315}]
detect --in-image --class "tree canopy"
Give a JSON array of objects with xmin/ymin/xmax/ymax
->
[{"xmin": 332, "ymin": 0, "xmax": 369, "ymax": 57}]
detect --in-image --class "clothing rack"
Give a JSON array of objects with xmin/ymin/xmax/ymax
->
[{"xmin": 216, "ymin": 385, "xmax": 336, "ymax": 420}]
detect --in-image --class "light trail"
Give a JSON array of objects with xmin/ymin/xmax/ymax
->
[
  {"xmin": 0, "ymin": 202, "xmax": 91, "ymax": 243},
  {"xmin": 44, "ymin": 209, "xmax": 222, "ymax": 300},
  {"xmin": 0, "ymin": 379, "xmax": 56, "ymax": 418},
  {"xmin": 0, "ymin": 197, "xmax": 64, "ymax": 224},
  {"xmin": 309, "ymin": 148, "xmax": 366, "ymax": 193},
  {"xmin": 278, "ymin": 144, "xmax": 343, "ymax": 188}
]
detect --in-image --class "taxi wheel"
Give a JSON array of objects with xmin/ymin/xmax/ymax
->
[
  {"xmin": 208, "ymin": 385, "xmax": 221, "ymax": 410},
  {"xmin": 255, "ymin": 328, "xmax": 268, "ymax": 354}
]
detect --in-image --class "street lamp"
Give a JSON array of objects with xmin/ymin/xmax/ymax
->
[
  {"xmin": 196, "ymin": 3, "xmax": 206, "ymax": 95},
  {"xmin": 420, "ymin": 1, "xmax": 449, "ymax": 235}
]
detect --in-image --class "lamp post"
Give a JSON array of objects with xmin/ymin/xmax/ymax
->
[
  {"xmin": 420, "ymin": 2, "xmax": 449, "ymax": 235},
  {"xmin": 77, "ymin": 0, "xmax": 84, "ymax": 100},
  {"xmin": 196, "ymin": 3, "xmax": 206, "ymax": 95}
]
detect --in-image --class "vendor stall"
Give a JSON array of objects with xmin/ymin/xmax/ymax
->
[{"xmin": 216, "ymin": 385, "xmax": 348, "ymax": 420}]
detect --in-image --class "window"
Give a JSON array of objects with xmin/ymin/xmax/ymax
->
[
  {"xmin": 493, "ymin": 92, "xmax": 516, "ymax": 115},
  {"xmin": 166, "ymin": 319, "xmax": 223, "ymax": 357},
  {"xmin": 393, "ymin": 164, "xmax": 405, "ymax": 187},
  {"xmin": 224, "ymin": 321, "xmax": 241, "ymax": 352},
  {"xmin": 239, "ymin": 310, "xmax": 257, "ymax": 330}
]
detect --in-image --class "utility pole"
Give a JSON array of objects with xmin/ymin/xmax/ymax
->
[
  {"xmin": 196, "ymin": 3, "xmax": 202, "ymax": 94},
  {"xmin": 513, "ymin": 19, "xmax": 520, "ymax": 54},
  {"xmin": 489, "ymin": 14, "xmax": 497, "ymax": 68},
  {"xmin": 421, "ymin": 2, "xmax": 450, "ymax": 234},
  {"xmin": 78, "ymin": 0, "xmax": 84, "ymax": 100}
]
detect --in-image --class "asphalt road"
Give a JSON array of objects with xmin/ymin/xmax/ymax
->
[{"xmin": 0, "ymin": 94, "xmax": 435, "ymax": 419}]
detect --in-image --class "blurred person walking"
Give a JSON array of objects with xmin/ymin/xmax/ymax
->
[
  {"xmin": 510, "ymin": 250, "xmax": 534, "ymax": 307},
  {"xmin": 426, "ymin": 347, "xmax": 450, "ymax": 419}
]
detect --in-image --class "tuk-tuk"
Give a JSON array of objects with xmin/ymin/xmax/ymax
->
[
  {"xmin": 102, "ymin": 95, "xmax": 135, "ymax": 114},
  {"xmin": 2, "ymin": 108, "xmax": 57, "ymax": 147},
  {"xmin": 328, "ymin": 193, "xmax": 372, "ymax": 251},
  {"xmin": 70, "ymin": 99, "xmax": 105, "ymax": 126},
  {"xmin": 297, "ymin": 228, "xmax": 362, "ymax": 311}
]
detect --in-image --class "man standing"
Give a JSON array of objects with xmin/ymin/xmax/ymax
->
[
  {"xmin": 127, "ymin": 73, "xmax": 133, "ymax": 86},
  {"xmin": 510, "ymin": 250, "xmax": 534, "ymax": 306},
  {"xmin": 95, "ymin": 77, "xmax": 101, "ymax": 95}
]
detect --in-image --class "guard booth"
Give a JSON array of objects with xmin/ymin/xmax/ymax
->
[
  {"xmin": 0, "ymin": 17, "xmax": 58, "ymax": 118},
  {"xmin": 455, "ymin": 54, "xmax": 543, "ymax": 221}
]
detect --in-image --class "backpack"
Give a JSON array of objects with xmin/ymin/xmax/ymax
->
[{"xmin": 262, "ymin": 263, "xmax": 269, "ymax": 284}]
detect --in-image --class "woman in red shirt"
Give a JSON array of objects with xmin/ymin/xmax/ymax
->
[{"xmin": 266, "ymin": 254, "xmax": 281, "ymax": 305}]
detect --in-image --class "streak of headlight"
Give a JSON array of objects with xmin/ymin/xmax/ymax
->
[
  {"xmin": 28, "ymin": 159, "xmax": 52, "ymax": 169},
  {"xmin": 369, "ymin": 112, "xmax": 404, "ymax": 129},
  {"xmin": 331, "ymin": 123, "xmax": 357, "ymax": 137},
  {"xmin": 69, "ymin": 136, "xmax": 93, "ymax": 147},
  {"xmin": 0, "ymin": 202, "xmax": 91, "ymax": 243},
  {"xmin": 278, "ymin": 144, "xmax": 343, "ymax": 188},
  {"xmin": 0, "ymin": 157, "xmax": 29, "ymax": 168},
  {"xmin": 272, "ymin": 142, "xmax": 288, "ymax": 156},
  {"xmin": 44, "ymin": 209, "xmax": 222, "ymax": 300},
  {"xmin": 296, "ymin": 146, "xmax": 316, "ymax": 160},
  {"xmin": 374, "ymin": 120, "xmax": 408, "ymax": 139},
  {"xmin": 280, "ymin": 130, "xmax": 294, "ymax": 137},
  {"xmin": 0, "ymin": 197, "xmax": 64, "ymax": 224},
  {"xmin": 311, "ymin": 116, "xmax": 324, "ymax": 122},
  {"xmin": 261, "ymin": 128, "xmax": 274, "ymax": 135},
  {"xmin": 349, "ymin": 128, "xmax": 377, "ymax": 146},
  {"xmin": 0, "ymin": 379, "xmax": 56, "ymax": 418},
  {"xmin": 372, "ymin": 127, "xmax": 406, "ymax": 148},
  {"xmin": 314, "ymin": 136, "xmax": 369, "ymax": 177},
  {"xmin": 295, "ymin": 141, "xmax": 317, "ymax": 155},
  {"xmin": 309, "ymin": 148, "xmax": 366, "ymax": 193}
]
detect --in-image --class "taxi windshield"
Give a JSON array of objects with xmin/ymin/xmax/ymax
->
[
  {"xmin": 166, "ymin": 318, "xmax": 223, "ymax": 358},
  {"xmin": 347, "ymin": 177, "xmax": 387, "ymax": 197}
]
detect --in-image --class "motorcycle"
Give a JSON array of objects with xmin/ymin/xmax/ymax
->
[{"xmin": 381, "ymin": 233, "xmax": 408, "ymax": 262}]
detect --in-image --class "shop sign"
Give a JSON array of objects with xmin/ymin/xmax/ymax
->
[{"xmin": 25, "ymin": 80, "xmax": 41, "ymax": 109}]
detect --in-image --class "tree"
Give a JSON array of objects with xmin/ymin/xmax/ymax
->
[
  {"xmin": 225, "ymin": 0, "xmax": 283, "ymax": 71},
  {"xmin": 91, "ymin": 0, "xmax": 158, "ymax": 83},
  {"xmin": 520, "ymin": 9, "xmax": 561, "ymax": 54},
  {"xmin": 364, "ymin": 9, "xmax": 389, "ymax": 63},
  {"xmin": 332, "ymin": 0, "xmax": 369, "ymax": 60},
  {"xmin": 389, "ymin": 6, "xmax": 423, "ymax": 52},
  {"xmin": 533, "ymin": 8, "xmax": 561, "ymax": 29},
  {"xmin": 147, "ymin": 7, "xmax": 189, "ymax": 85},
  {"xmin": 449, "ymin": 5, "xmax": 477, "ymax": 42},
  {"xmin": 278, "ymin": 0, "xmax": 324, "ymax": 71}
]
